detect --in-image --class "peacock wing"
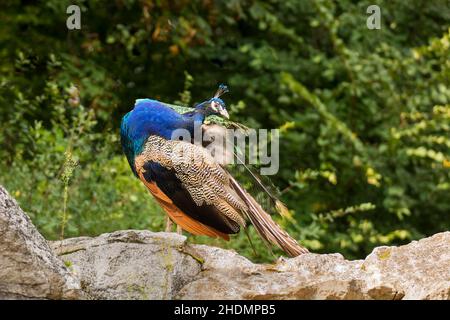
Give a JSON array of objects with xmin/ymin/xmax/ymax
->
[
  {"xmin": 134, "ymin": 135, "xmax": 247, "ymax": 239},
  {"xmin": 136, "ymin": 134, "xmax": 308, "ymax": 256},
  {"xmin": 201, "ymin": 123, "xmax": 292, "ymax": 220}
]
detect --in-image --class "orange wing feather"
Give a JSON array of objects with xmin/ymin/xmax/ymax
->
[{"xmin": 137, "ymin": 167, "xmax": 230, "ymax": 241}]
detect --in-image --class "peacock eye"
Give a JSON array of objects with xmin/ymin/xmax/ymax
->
[{"xmin": 211, "ymin": 101, "xmax": 219, "ymax": 112}]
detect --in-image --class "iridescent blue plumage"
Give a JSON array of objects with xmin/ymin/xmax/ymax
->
[
  {"xmin": 120, "ymin": 97, "xmax": 222, "ymax": 176},
  {"xmin": 119, "ymin": 86, "xmax": 309, "ymax": 256},
  {"xmin": 122, "ymin": 99, "xmax": 189, "ymax": 176}
]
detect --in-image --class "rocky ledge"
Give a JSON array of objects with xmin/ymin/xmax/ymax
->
[{"xmin": 1, "ymin": 185, "xmax": 449, "ymax": 300}]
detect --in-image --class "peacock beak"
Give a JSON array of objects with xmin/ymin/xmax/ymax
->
[{"xmin": 219, "ymin": 108, "xmax": 230, "ymax": 119}]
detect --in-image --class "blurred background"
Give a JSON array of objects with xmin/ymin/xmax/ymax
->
[{"xmin": 0, "ymin": 0, "xmax": 449, "ymax": 262}]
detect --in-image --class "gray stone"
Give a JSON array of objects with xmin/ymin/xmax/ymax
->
[
  {"xmin": 50, "ymin": 230, "xmax": 201, "ymax": 300},
  {"xmin": 51, "ymin": 229, "xmax": 449, "ymax": 300},
  {"xmin": 1, "ymin": 184, "xmax": 448, "ymax": 300},
  {"xmin": 178, "ymin": 232, "xmax": 450, "ymax": 300},
  {"xmin": 0, "ymin": 186, "xmax": 82, "ymax": 299}
]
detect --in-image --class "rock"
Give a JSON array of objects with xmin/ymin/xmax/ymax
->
[
  {"xmin": 362, "ymin": 233, "xmax": 450, "ymax": 300},
  {"xmin": 50, "ymin": 230, "xmax": 201, "ymax": 300},
  {"xmin": 51, "ymin": 230, "xmax": 449, "ymax": 300},
  {"xmin": 1, "ymin": 184, "xmax": 449, "ymax": 300},
  {"xmin": 178, "ymin": 233, "xmax": 450, "ymax": 300},
  {"xmin": 0, "ymin": 186, "xmax": 82, "ymax": 299}
]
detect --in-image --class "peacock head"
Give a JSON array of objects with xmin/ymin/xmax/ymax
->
[{"xmin": 195, "ymin": 84, "xmax": 230, "ymax": 119}]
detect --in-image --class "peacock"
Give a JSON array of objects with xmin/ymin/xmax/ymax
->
[{"xmin": 120, "ymin": 85, "xmax": 308, "ymax": 257}]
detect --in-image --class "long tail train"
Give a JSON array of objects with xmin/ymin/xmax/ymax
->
[{"xmin": 229, "ymin": 176, "xmax": 309, "ymax": 257}]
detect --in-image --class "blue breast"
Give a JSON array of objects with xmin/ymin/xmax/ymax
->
[{"xmin": 120, "ymin": 99, "xmax": 201, "ymax": 176}]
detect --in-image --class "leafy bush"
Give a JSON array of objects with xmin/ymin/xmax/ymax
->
[{"xmin": 0, "ymin": 0, "xmax": 448, "ymax": 261}]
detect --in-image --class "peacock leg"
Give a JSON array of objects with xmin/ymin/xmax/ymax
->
[
  {"xmin": 165, "ymin": 216, "xmax": 173, "ymax": 232},
  {"xmin": 176, "ymin": 225, "xmax": 183, "ymax": 235}
]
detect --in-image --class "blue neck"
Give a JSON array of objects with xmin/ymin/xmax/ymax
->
[
  {"xmin": 120, "ymin": 99, "xmax": 207, "ymax": 176},
  {"xmin": 181, "ymin": 109, "xmax": 207, "ymax": 132}
]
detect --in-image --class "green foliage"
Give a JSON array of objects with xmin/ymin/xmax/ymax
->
[{"xmin": 0, "ymin": 0, "xmax": 449, "ymax": 261}]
